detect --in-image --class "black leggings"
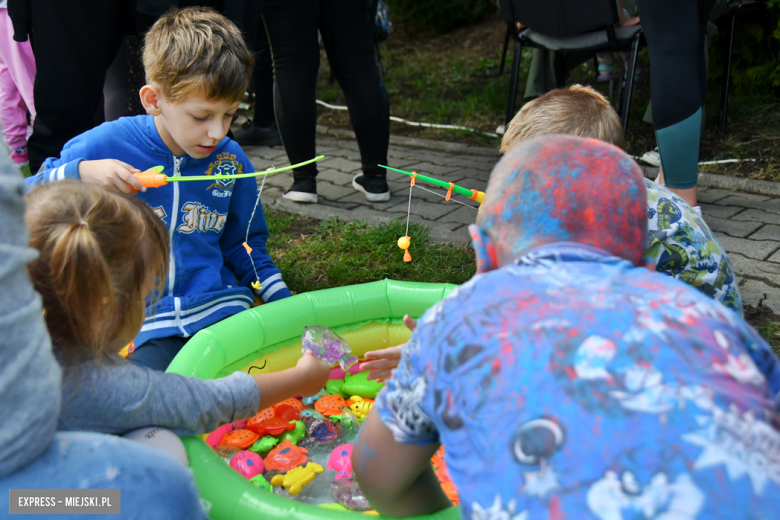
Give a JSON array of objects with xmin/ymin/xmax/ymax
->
[
  {"xmin": 637, "ymin": 0, "xmax": 715, "ymax": 130},
  {"xmin": 262, "ymin": 0, "xmax": 390, "ymax": 180}
]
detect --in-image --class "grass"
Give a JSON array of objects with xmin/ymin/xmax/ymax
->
[
  {"xmin": 264, "ymin": 209, "xmax": 780, "ymax": 351},
  {"xmin": 264, "ymin": 208, "xmax": 475, "ymax": 293}
]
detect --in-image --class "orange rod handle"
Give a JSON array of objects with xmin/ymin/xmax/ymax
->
[{"xmin": 134, "ymin": 170, "xmax": 169, "ymax": 188}]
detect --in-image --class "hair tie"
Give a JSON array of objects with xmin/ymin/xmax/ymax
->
[{"xmin": 79, "ymin": 220, "xmax": 89, "ymax": 227}]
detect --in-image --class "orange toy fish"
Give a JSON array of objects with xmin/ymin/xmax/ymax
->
[
  {"xmin": 219, "ymin": 429, "xmax": 260, "ymax": 449},
  {"xmin": 275, "ymin": 398, "xmax": 304, "ymax": 411},
  {"xmin": 315, "ymin": 394, "xmax": 347, "ymax": 417},
  {"xmin": 247, "ymin": 407, "xmax": 277, "ymax": 432},
  {"xmin": 264, "ymin": 439, "xmax": 310, "ymax": 472},
  {"xmin": 248, "ymin": 417, "xmax": 296, "ymax": 437},
  {"xmin": 431, "ymin": 446, "xmax": 459, "ymax": 504}
]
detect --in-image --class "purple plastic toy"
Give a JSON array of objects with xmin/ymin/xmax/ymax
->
[
  {"xmin": 331, "ymin": 477, "xmax": 371, "ymax": 511},
  {"xmin": 301, "ymin": 326, "xmax": 358, "ymax": 370}
]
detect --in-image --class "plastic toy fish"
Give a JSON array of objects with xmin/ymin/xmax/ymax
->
[
  {"xmin": 315, "ymin": 394, "xmax": 348, "ymax": 416},
  {"xmin": 219, "ymin": 429, "xmax": 260, "ymax": 449},
  {"xmin": 303, "ymin": 389, "xmax": 329, "ymax": 406},
  {"xmin": 230, "ymin": 450, "xmax": 265, "ymax": 479},
  {"xmin": 250, "ymin": 406, "xmax": 277, "ymax": 425},
  {"xmin": 264, "ymin": 439, "xmax": 309, "ymax": 472},
  {"xmin": 275, "ymin": 397, "xmax": 304, "ymax": 412},
  {"xmin": 327, "ymin": 444, "xmax": 354, "ymax": 480},
  {"xmin": 301, "ymin": 326, "xmax": 359, "ymax": 371},
  {"xmin": 348, "ymin": 396, "xmax": 374, "ymax": 419},
  {"xmin": 248, "ymin": 417, "xmax": 297, "ymax": 437},
  {"xmin": 301, "ymin": 409, "xmax": 324, "ymax": 421},
  {"xmin": 275, "ymin": 404, "xmax": 302, "ymax": 422},
  {"xmin": 309, "ymin": 419, "xmax": 340, "ymax": 443},
  {"xmin": 279, "ymin": 420, "xmax": 306, "ymax": 445},
  {"xmin": 341, "ymin": 371, "xmax": 384, "ymax": 399},
  {"xmin": 270, "ymin": 462, "xmax": 324, "ymax": 496},
  {"xmin": 249, "ymin": 436, "xmax": 278, "ymax": 453},
  {"xmin": 326, "ymin": 379, "xmax": 349, "ymax": 398},
  {"xmin": 431, "ymin": 446, "xmax": 459, "ymax": 504},
  {"xmin": 251, "ymin": 474, "xmax": 273, "ymax": 492},
  {"xmin": 205, "ymin": 423, "xmax": 234, "ymax": 448}
]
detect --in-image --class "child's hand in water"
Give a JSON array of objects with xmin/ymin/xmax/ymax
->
[
  {"xmin": 79, "ymin": 159, "xmax": 147, "ymax": 195},
  {"xmin": 362, "ymin": 315, "xmax": 417, "ymax": 382},
  {"xmin": 295, "ymin": 351, "xmax": 332, "ymax": 396}
]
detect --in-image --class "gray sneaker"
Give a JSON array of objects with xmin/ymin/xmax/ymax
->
[{"xmin": 640, "ymin": 147, "xmax": 661, "ymax": 167}]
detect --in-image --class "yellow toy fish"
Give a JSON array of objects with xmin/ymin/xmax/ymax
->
[
  {"xmin": 270, "ymin": 462, "xmax": 324, "ymax": 496},
  {"xmin": 348, "ymin": 396, "xmax": 374, "ymax": 419}
]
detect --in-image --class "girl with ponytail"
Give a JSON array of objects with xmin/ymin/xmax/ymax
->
[{"xmin": 24, "ymin": 181, "xmax": 330, "ymax": 437}]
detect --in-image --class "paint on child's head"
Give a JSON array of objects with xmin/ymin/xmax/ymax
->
[{"xmin": 479, "ymin": 135, "xmax": 647, "ymax": 266}]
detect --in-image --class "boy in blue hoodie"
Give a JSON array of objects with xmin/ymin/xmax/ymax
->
[{"xmin": 25, "ymin": 7, "xmax": 293, "ymax": 370}]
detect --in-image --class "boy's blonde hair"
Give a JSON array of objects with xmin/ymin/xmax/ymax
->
[
  {"xmin": 500, "ymin": 85, "xmax": 625, "ymax": 153},
  {"xmin": 143, "ymin": 7, "xmax": 254, "ymax": 104},
  {"xmin": 25, "ymin": 182, "xmax": 169, "ymax": 370}
]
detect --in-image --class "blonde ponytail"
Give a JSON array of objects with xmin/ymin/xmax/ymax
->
[{"xmin": 25, "ymin": 182, "xmax": 169, "ymax": 368}]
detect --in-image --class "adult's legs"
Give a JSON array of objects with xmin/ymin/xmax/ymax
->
[
  {"xmin": 0, "ymin": 59, "xmax": 29, "ymax": 151},
  {"xmin": 0, "ymin": 431, "xmax": 207, "ymax": 519},
  {"xmin": 0, "ymin": 9, "xmax": 35, "ymax": 123},
  {"xmin": 26, "ymin": 0, "xmax": 126, "ymax": 172},
  {"xmin": 262, "ymin": 0, "xmax": 322, "ymax": 200},
  {"xmin": 320, "ymin": 0, "xmax": 389, "ymax": 194},
  {"xmin": 233, "ymin": 19, "xmax": 282, "ymax": 146},
  {"xmin": 637, "ymin": 0, "xmax": 716, "ymax": 207}
]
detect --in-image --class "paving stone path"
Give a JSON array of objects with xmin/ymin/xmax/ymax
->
[{"xmin": 244, "ymin": 135, "xmax": 780, "ymax": 313}]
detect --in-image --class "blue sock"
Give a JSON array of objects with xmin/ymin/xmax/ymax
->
[{"xmin": 655, "ymin": 107, "xmax": 702, "ymax": 190}]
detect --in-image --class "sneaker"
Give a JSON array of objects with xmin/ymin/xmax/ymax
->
[
  {"xmin": 352, "ymin": 174, "xmax": 390, "ymax": 202},
  {"xmin": 233, "ymin": 121, "xmax": 282, "ymax": 147},
  {"xmin": 9, "ymin": 147, "xmax": 31, "ymax": 177},
  {"xmin": 283, "ymin": 177, "xmax": 318, "ymax": 203},
  {"xmin": 640, "ymin": 147, "xmax": 661, "ymax": 167}
]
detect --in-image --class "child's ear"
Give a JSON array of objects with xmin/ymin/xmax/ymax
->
[
  {"xmin": 139, "ymin": 85, "xmax": 162, "ymax": 116},
  {"xmin": 469, "ymin": 224, "xmax": 498, "ymax": 274}
]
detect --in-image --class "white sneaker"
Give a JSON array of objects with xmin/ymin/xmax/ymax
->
[{"xmin": 641, "ymin": 147, "xmax": 661, "ymax": 167}]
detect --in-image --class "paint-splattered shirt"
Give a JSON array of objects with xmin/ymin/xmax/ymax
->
[
  {"xmin": 643, "ymin": 180, "xmax": 742, "ymax": 317},
  {"xmin": 375, "ymin": 243, "xmax": 780, "ymax": 520}
]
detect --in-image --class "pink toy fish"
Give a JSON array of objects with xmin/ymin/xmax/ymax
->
[
  {"xmin": 230, "ymin": 450, "xmax": 265, "ymax": 480},
  {"xmin": 327, "ymin": 443, "xmax": 354, "ymax": 480}
]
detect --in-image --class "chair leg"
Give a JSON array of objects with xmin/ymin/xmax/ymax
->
[
  {"xmin": 720, "ymin": 9, "xmax": 738, "ymax": 134},
  {"xmin": 506, "ymin": 40, "xmax": 523, "ymax": 125},
  {"xmin": 621, "ymin": 32, "xmax": 642, "ymax": 136},
  {"xmin": 499, "ymin": 25, "xmax": 511, "ymax": 76}
]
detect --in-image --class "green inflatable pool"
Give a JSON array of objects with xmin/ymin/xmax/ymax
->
[{"xmin": 167, "ymin": 279, "xmax": 462, "ymax": 520}]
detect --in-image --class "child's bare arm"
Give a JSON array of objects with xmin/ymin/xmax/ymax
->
[
  {"xmin": 79, "ymin": 159, "xmax": 147, "ymax": 194},
  {"xmin": 361, "ymin": 315, "xmax": 417, "ymax": 382},
  {"xmin": 353, "ymin": 411, "xmax": 450, "ymax": 517},
  {"xmin": 251, "ymin": 351, "xmax": 331, "ymax": 410}
]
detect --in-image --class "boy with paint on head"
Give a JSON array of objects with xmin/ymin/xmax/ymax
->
[
  {"xmin": 24, "ymin": 7, "xmax": 294, "ymax": 370},
  {"xmin": 361, "ymin": 84, "xmax": 743, "ymax": 384},
  {"xmin": 502, "ymin": 84, "xmax": 742, "ymax": 316},
  {"xmin": 354, "ymin": 135, "xmax": 780, "ymax": 520}
]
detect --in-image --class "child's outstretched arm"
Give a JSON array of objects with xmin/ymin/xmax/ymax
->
[
  {"xmin": 252, "ymin": 351, "xmax": 331, "ymax": 410},
  {"xmin": 361, "ymin": 315, "xmax": 417, "ymax": 382},
  {"xmin": 58, "ymin": 352, "xmax": 331, "ymax": 437},
  {"xmin": 353, "ymin": 411, "xmax": 450, "ymax": 517}
]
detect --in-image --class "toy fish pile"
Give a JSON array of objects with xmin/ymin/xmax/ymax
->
[{"xmin": 205, "ymin": 336, "xmax": 460, "ymax": 510}]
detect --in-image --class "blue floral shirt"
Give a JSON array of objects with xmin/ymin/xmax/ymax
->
[
  {"xmin": 644, "ymin": 180, "xmax": 742, "ymax": 317},
  {"xmin": 375, "ymin": 243, "xmax": 780, "ymax": 520}
]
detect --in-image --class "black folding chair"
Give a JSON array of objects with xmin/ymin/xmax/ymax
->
[{"xmin": 498, "ymin": 0, "xmax": 644, "ymax": 135}]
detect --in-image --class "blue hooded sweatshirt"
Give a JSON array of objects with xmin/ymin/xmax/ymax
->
[{"xmin": 25, "ymin": 115, "xmax": 292, "ymax": 347}]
